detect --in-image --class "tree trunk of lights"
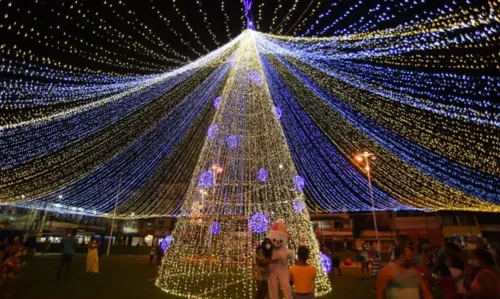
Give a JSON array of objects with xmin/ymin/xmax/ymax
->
[{"xmin": 155, "ymin": 30, "xmax": 331, "ymax": 298}]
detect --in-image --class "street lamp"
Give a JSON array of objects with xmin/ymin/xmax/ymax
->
[{"xmin": 355, "ymin": 151, "xmax": 381, "ymax": 259}]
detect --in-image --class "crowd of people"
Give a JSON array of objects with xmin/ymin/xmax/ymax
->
[
  {"xmin": 375, "ymin": 237, "xmax": 500, "ymax": 299},
  {"xmin": 1, "ymin": 227, "xmax": 499, "ymax": 299},
  {"xmin": 251, "ymin": 235, "xmax": 500, "ymax": 299}
]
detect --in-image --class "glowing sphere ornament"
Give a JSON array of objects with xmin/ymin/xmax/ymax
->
[
  {"xmin": 320, "ymin": 253, "xmax": 332, "ymax": 273},
  {"xmin": 292, "ymin": 199, "xmax": 305, "ymax": 213},
  {"xmin": 198, "ymin": 170, "xmax": 214, "ymax": 188},
  {"xmin": 226, "ymin": 135, "xmax": 238, "ymax": 148},
  {"xmin": 208, "ymin": 124, "xmax": 218, "ymax": 140},
  {"xmin": 257, "ymin": 168, "xmax": 269, "ymax": 182},
  {"xmin": 228, "ymin": 54, "xmax": 237, "ymax": 64},
  {"xmin": 210, "ymin": 221, "xmax": 221, "ymax": 234},
  {"xmin": 272, "ymin": 106, "xmax": 282, "ymax": 120},
  {"xmin": 293, "ymin": 175, "xmax": 305, "ymax": 192},
  {"xmin": 249, "ymin": 213, "xmax": 269, "ymax": 234},
  {"xmin": 213, "ymin": 96, "xmax": 222, "ymax": 109},
  {"xmin": 248, "ymin": 70, "xmax": 263, "ymax": 87},
  {"xmin": 160, "ymin": 236, "xmax": 173, "ymax": 252}
]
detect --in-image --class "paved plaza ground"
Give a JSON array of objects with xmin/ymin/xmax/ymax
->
[{"xmin": 13, "ymin": 255, "xmax": 376, "ymax": 299}]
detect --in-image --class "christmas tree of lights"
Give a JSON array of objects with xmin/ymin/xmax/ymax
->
[{"xmin": 155, "ymin": 30, "xmax": 331, "ymax": 298}]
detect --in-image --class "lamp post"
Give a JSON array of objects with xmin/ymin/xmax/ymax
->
[
  {"xmin": 355, "ymin": 152, "xmax": 381, "ymax": 259},
  {"xmin": 107, "ymin": 174, "xmax": 122, "ymax": 256}
]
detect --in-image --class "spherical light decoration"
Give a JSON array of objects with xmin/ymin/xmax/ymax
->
[
  {"xmin": 198, "ymin": 170, "xmax": 214, "ymax": 188},
  {"xmin": 228, "ymin": 54, "xmax": 237, "ymax": 64},
  {"xmin": 320, "ymin": 253, "xmax": 332, "ymax": 273},
  {"xmin": 292, "ymin": 199, "xmax": 305, "ymax": 213},
  {"xmin": 207, "ymin": 124, "xmax": 218, "ymax": 140},
  {"xmin": 160, "ymin": 236, "xmax": 173, "ymax": 252},
  {"xmin": 272, "ymin": 106, "xmax": 282, "ymax": 120},
  {"xmin": 248, "ymin": 70, "xmax": 263, "ymax": 87},
  {"xmin": 249, "ymin": 213, "xmax": 269, "ymax": 234},
  {"xmin": 213, "ymin": 96, "xmax": 222, "ymax": 109},
  {"xmin": 257, "ymin": 168, "xmax": 269, "ymax": 182},
  {"xmin": 293, "ymin": 175, "xmax": 305, "ymax": 192},
  {"xmin": 226, "ymin": 135, "xmax": 238, "ymax": 149},
  {"xmin": 210, "ymin": 221, "xmax": 221, "ymax": 234}
]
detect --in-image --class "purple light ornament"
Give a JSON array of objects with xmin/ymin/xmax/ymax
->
[
  {"xmin": 249, "ymin": 213, "xmax": 269, "ymax": 234},
  {"xmin": 160, "ymin": 236, "xmax": 173, "ymax": 252},
  {"xmin": 272, "ymin": 106, "xmax": 282, "ymax": 120},
  {"xmin": 292, "ymin": 199, "xmax": 305, "ymax": 213},
  {"xmin": 293, "ymin": 175, "xmax": 305, "ymax": 192},
  {"xmin": 320, "ymin": 253, "xmax": 332, "ymax": 273},
  {"xmin": 198, "ymin": 170, "xmax": 214, "ymax": 188},
  {"xmin": 208, "ymin": 124, "xmax": 218, "ymax": 140},
  {"xmin": 210, "ymin": 221, "xmax": 221, "ymax": 234},
  {"xmin": 213, "ymin": 96, "xmax": 222, "ymax": 109},
  {"xmin": 248, "ymin": 70, "xmax": 263, "ymax": 87},
  {"xmin": 227, "ymin": 135, "xmax": 238, "ymax": 148},
  {"xmin": 257, "ymin": 168, "xmax": 269, "ymax": 182}
]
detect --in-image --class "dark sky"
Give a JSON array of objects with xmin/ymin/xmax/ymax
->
[{"xmin": 0, "ymin": 0, "xmax": 490, "ymax": 74}]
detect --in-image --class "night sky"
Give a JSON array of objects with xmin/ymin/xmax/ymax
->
[{"xmin": 1, "ymin": 0, "xmax": 493, "ymax": 74}]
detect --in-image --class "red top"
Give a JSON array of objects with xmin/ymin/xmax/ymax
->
[{"xmin": 438, "ymin": 277, "xmax": 457, "ymax": 299}]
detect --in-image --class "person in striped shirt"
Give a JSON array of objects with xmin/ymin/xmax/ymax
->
[{"xmin": 372, "ymin": 252, "xmax": 382, "ymax": 278}]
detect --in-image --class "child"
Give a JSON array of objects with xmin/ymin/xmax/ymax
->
[
  {"xmin": 289, "ymin": 246, "xmax": 316, "ymax": 299},
  {"xmin": 253, "ymin": 238, "xmax": 273, "ymax": 299},
  {"xmin": 371, "ymin": 252, "xmax": 381, "ymax": 278},
  {"xmin": 371, "ymin": 252, "xmax": 381, "ymax": 293},
  {"xmin": 331, "ymin": 252, "xmax": 342, "ymax": 276},
  {"xmin": 149, "ymin": 245, "xmax": 156, "ymax": 264},
  {"xmin": 359, "ymin": 242, "xmax": 370, "ymax": 277}
]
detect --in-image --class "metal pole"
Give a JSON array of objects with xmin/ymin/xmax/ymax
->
[
  {"xmin": 107, "ymin": 174, "xmax": 123, "ymax": 256},
  {"xmin": 366, "ymin": 157, "xmax": 382, "ymax": 260},
  {"xmin": 39, "ymin": 208, "xmax": 48, "ymax": 232}
]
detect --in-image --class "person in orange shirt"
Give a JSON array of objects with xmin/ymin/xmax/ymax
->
[{"xmin": 289, "ymin": 246, "xmax": 316, "ymax": 299}]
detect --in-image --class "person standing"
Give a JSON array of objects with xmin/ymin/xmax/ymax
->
[
  {"xmin": 359, "ymin": 242, "xmax": 371, "ymax": 277},
  {"xmin": 97, "ymin": 234, "xmax": 106, "ymax": 259},
  {"xmin": 156, "ymin": 243, "xmax": 164, "ymax": 267},
  {"xmin": 388, "ymin": 241, "xmax": 397, "ymax": 262},
  {"xmin": 289, "ymin": 246, "xmax": 316, "ymax": 299},
  {"xmin": 376, "ymin": 245, "xmax": 432, "ymax": 299},
  {"xmin": 435, "ymin": 263, "xmax": 456, "ymax": 299},
  {"xmin": 466, "ymin": 249, "xmax": 500, "ymax": 298},
  {"xmin": 149, "ymin": 245, "xmax": 156, "ymax": 264},
  {"xmin": 2, "ymin": 236, "xmax": 27, "ymax": 299},
  {"xmin": 447, "ymin": 254, "xmax": 465, "ymax": 298},
  {"xmin": 331, "ymin": 252, "xmax": 342, "ymax": 276},
  {"xmin": 253, "ymin": 238, "xmax": 273, "ymax": 299},
  {"xmin": 57, "ymin": 229, "xmax": 83, "ymax": 281},
  {"xmin": 372, "ymin": 252, "xmax": 382, "ymax": 278},
  {"xmin": 86, "ymin": 237, "xmax": 99, "ymax": 274},
  {"xmin": 42, "ymin": 237, "xmax": 51, "ymax": 255}
]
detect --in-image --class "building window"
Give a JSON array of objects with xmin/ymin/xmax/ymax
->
[{"xmin": 319, "ymin": 220, "xmax": 333, "ymax": 231}]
